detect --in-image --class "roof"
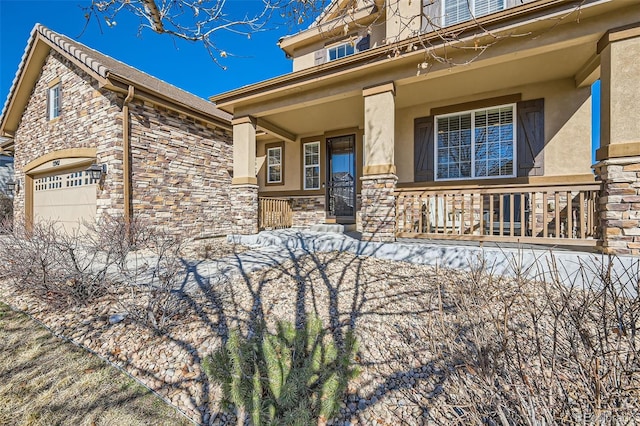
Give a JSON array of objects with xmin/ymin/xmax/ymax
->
[
  {"xmin": 1, "ymin": 24, "xmax": 230, "ymax": 149},
  {"xmin": 278, "ymin": 0, "xmax": 383, "ymax": 56}
]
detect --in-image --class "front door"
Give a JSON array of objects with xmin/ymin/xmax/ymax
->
[{"xmin": 326, "ymin": 135, "xmax": 356, "ymax": 222}]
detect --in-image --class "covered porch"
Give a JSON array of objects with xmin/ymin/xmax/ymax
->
[{"xmin": 211, "ymin": 2, "xmax": 640, "ymax": 254}]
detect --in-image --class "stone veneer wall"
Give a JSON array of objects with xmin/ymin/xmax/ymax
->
[
  {"xmin": 128, "ymin": 101, "xmax": 233, "ymax": 238},
  {"xmin": 290, "ymin": 196, "xmax": 325, "ymax": 228},
  {"xmin": 360, "ymin": 174, "xmax": 397, "ymax": 241},
  {"xmin": 231, "ymin": 185, "xmax": 258, "ymax": 234},
  {"xmin": 595, "ymin": 157, "xmax": 640, "ymax": 255},
  {"xmin": 12, "ymin": 51, "xmax": 122, "ymax": 227},
  {"xmin": 13, "ymin": 50, "xmax": 235, "ymax": 238}
]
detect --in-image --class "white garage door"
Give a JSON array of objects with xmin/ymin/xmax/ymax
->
[{"xmin": 33, "ymin": 168, "xmax": 97, "ymax": 233}]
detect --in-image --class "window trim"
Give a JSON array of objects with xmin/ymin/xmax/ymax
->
[
  {"xmin": 47, "ymin": 83, "xmax": 62, "ymax": 120},
  {"xmin": 303, "ymin": 141, "xmax": 321, "ymax": 190},
  {"xmin": 265, "ymin": 142, "xmax": 284, "ymax": 185},
  {"xmin": 442, "ymin": 0, "xmax": 507, "ymax": 27},
  {"xmin": 434, "ymin": 103, "xmax": 517, "ymax": 182}
]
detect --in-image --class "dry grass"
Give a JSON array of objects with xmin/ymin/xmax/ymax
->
[{"xmin": 0, "ymin": 302, "xmax": 191, "ymax": 426}]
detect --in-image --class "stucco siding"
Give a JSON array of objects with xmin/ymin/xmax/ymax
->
[
  {"xmin": 394, "ymin": 77, "xmax": 593, "ymax": 183},
  {"xmin": 257, "ymin": 139, "xmax": 301, "ymax": 191}
]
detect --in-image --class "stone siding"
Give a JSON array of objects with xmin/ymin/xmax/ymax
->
[
  {"xmin": 12, "ymin": 51, "xmax": 122, "ymax": 227},
  {"xmin": 595, "ymin": 158, "xmax": 640, "ymax": 255},
  {"xmin": 129, "ymin": 101, "xmax": 233, "ymax": 238},
  {"xmin": 360, "ymin": 174, "xmax": 397, "ymax": 241},
  {"xmin": 291, "ymin": 196, "xmax": 325, "ymax": 228},
  {"xmin": 12, "ymin": 50, "xmax": 235, "ymax": 238},
  {"xmin": 230, "ymin": 185, "xmax": 259, "ymax": 234}
]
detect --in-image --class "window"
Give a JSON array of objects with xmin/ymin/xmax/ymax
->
[
  {"xmin": 48, "ymin": 83, "xmax": 61, "ymax": 120},
  {"xmin": 436, "ymin": 105, "xmax": 515, "ymax": 180},
  {"xmin": 266, "ymin": 146, "xmax": 282, "ymax": 184},
  {"xmin": 443, "ymin": 0, "xmax": 505, "ymax": 26},
  {"xmin": 303, "ymin": 142, "xmax": 320, "ymax": 190},
  {"xmin": 327, "ymin": 42, "xmax": 355, "ymax": 62}
]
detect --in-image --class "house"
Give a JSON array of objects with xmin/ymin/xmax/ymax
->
[
  {"xmin": 0, "ymin": 24, "xmax": 235, "ymax": 236},
  {"xmin": 0, "ymin": 155, "xmax": 14, "ymax": 196},
  {"xmin": 210, "ymin": 0, "xmax": 640, "ymax": 255}
]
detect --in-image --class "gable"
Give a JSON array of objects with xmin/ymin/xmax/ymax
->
[{"xmin": 0, "ymin": 24, "xmax": 231, "ymax": 151}]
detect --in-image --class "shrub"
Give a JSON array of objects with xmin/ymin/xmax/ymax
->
[
  {"xmin": 203, "ymin": 317, "xmax": 359, "ymax": 425},
  {"xmin": 0, "ymin": 221, "xmax": 113, "ymax": 307},
  {"xmin": 0, "ymin": 193, "xmax": 12, "ymax": 231}
]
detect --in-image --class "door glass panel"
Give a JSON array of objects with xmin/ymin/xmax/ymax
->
[{"xmin": 327, "ymin": 135, "xmax": 355, "ymax": 219}]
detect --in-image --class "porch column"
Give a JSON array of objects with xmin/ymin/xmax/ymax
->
[
  {"xmin": 594, "ymin": 23, "xmax": 640, "ymax": 255},
  {"xmin": 231, "ymin": 116, "xmax": 258, "ymax": 234},
  {"xmin": 361, "ymin": 82, "xmax": 397, "ymax": 242}
]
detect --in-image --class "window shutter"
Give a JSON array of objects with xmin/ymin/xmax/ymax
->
[
  {"xmin": 516, "ymin": 98, "xmax": 544, "ymax": 177},
  {"xmin": 356, "ymin": 35, "xmax": 370, "ymax": 52},
  {"xmin": 414, "ymin": 115, "xmax": 435, "ymax": 182},
  {"xmin": 314, "ymin": 49, "xmax": 326, "ymax": 65}
]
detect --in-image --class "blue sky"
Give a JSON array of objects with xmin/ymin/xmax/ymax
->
[{"xmin": 0, "ymin": 0, "xmax": 305, "ymax": 105}]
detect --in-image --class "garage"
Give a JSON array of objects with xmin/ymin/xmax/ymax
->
[{"xmin": 31, "ymin": 159, "xmax": 97, "ymax": 233}]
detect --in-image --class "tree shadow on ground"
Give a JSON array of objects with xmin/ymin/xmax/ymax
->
[{"xmin": 146, "ymin": 232, "xmax": 464, "ymax": 425}]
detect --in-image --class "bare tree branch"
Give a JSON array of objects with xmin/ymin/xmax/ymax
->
[{"xmin": 83, "ymin": 0, "xmax": 329, "ymax": 69}]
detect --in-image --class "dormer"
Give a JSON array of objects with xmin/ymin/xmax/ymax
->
[
  {"xmin": 278, "ymin": 0, "xmax": 539, "ymax": 72},
  {"xmin": 278, "ymin": 0, "xmax": 386, "ymax": 71}
]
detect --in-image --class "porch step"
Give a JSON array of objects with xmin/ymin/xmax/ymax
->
[{"xmin": 310, "ymin": 223, "xmax": 356, "ymax": 233}]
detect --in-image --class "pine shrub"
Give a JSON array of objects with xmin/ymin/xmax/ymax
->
[{"xmin": 203, "ymin": 317, "xmax": 359, "ymax": 425}]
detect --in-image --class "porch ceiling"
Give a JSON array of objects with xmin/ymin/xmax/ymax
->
[{"xmin": 257, "ymin": 40, "xmax": 596, "ymax": 138}]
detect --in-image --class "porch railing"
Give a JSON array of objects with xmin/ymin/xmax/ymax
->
[
  {"xmin": 395, "ymin": 182, "xmax": 601, "ymax": 246},
  {"xmin": 258, "ymin": 197, "xmax": 293, "ymax": 230}
]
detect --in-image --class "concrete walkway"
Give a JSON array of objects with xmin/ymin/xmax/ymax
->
[{"xmin": 226, "ymin": 230, "xmax": 640, "ymax": 290}]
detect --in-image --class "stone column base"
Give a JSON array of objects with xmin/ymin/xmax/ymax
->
[
  {"xmin": 360, "ymin": 174, "xmax": 397, "ymax": 242},
  {"xmin": 230, "ymin": 184, "xmax": 258, "ymax": 235},
  {"xmin": 594, "ymin": 157, "xmax": 640, "ymax": 255}
]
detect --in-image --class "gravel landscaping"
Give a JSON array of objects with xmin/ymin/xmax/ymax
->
[{"xmin": 1, "ymin": 234, "xmax": 639, "ymax": 425}]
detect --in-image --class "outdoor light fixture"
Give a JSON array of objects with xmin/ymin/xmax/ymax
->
[{"xmin": 86, "ymin": 163, "xmax": 107, "ymax": 189}]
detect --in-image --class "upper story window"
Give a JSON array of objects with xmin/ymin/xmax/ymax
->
[
  {"xmin": 322, "ymin": 35, "xmax": 370, "ymax": 64},
  {"xmin": 443, "ymin": 0, "xmax": 506, "ymax": 26},
  {"xmin": 328, "ymin": 42, "xmax": 355, "ymax": 61},
  {"xmin": 47, "ymin": 83, "xmax": 62, "ymax": 120},
  {"xmin": 436, "ymin": 104, "xmax": 515, "ymax": 180},
  {"xmin": 266, "ymin": 145, "xmax": 283, "ymax": 184}
]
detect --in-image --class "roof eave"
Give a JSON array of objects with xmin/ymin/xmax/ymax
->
[
  {"xmin": 106, "ymin": 74, "xmax": 232, "ymax": 130},
  {"xmin": 0, "ymin": 31, "xmax": 50, "ymax": 137},
  {"xmin": 278, "ymin": 4, "xmax": 383, "ymax": 56}
]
